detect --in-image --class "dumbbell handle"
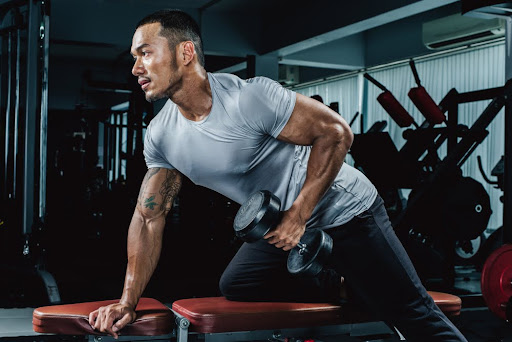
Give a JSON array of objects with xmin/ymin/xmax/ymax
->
[{"xmin": 296, "ymin": 241, "xmax": 309, "ymax": 255}]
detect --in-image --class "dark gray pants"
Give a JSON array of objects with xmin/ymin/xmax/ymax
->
[{"xmin": 219, "ymin": 195, "xmax": 467, "ymax": 342}]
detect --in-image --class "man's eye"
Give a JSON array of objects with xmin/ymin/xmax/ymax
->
[{"xmin": 142, "ymin": 51, "xmax": 149, "ymax": 56}]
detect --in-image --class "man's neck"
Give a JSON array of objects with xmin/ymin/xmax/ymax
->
[{"xmin": 173, "ymin": 69, "xmax": 212, "ymax": 122}]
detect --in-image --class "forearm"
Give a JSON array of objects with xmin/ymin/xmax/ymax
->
[
  {"xmin": 120, "ymin": 209, "xmax": 165, "ymax": 309},
  {"xmin": 119, "ymin": 209, "xmax": 165, "ymax": 308},
  {"xmin": 295, "ymin": 126, "xmax": 353, "ymax": 220}
]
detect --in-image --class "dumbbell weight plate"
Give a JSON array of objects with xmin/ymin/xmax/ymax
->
[
  {"xmin": 233, "ymin": 190, "xmax": 281, "ymax": 242},
  {"xmin": 481, "ymin": 244, "xmax": 512, "ymax": 320},
  {"xmin": 287, "ymin": 229, "xmax": 333, "ymax": 277}
]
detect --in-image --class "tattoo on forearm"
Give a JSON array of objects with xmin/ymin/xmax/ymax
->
[
  {"xmin": 160, "ymin": 170, "xmax": 181, "ymax": 213},
  {"xmin": 138, "ymin": 168, "xmax": 161, "ymax": 204},
  {"xmin": 144, "ymin": 196, "xmax": 158, "ymax": 210},
  {"xmin": 138, "ymin": 168, "xmax": 181, "ymax": 213}
]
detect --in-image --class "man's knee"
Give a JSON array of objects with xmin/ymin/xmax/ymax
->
[
  {"xmin": 219, "ymin": 271, "xmax": 238, "ymax": 300},
  {"xmin": 219, "ymin": 270, "xmax": 260, "ymax": 301}
]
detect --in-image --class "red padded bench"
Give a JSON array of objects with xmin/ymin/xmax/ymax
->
[
  {"xmin": 33, "ymin": 291, "xmax": 462, "ymax": 342},
  {"xmin": 33, "ymin": 298, "xmax": 173, "ymax": 339}
]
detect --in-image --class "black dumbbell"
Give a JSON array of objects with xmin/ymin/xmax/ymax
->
[{"xmin": 233, "ymin": 190, "xmax": 333, "ymax": 276}]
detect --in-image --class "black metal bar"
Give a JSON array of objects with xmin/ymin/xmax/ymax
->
[
  {"xmin": 438, "ymin": 88, "xmax": 459, "ymax": 113},
  {"xmin": 103, "ymin": 121, "xmax": 109, "ymax": 189},
  {"xmin": 505, "ymin": 82, "xmax": 512, "ymax": 244},
  {"xmin": 13, "ymin": 27, "xmax": 20, "ymax": 199},
  {"xmin": 0, "ymin": 35, "xmax": 4, "ymax": 199},
  {"xmin": 457, "ymin": 140, "xmax": 482, "ymax": 169},
  {"xmin": 447, "ymin": 102, "xmax": 458, "ymax": 155},
  {"xmin": 348, "ymin": 112, "xmax": 360, "ymax": 127},
  {"xmin": 444, "ymin": 95, "xmax": 506, "ymax": 171},
  {"xmin": 409, "ymin": 60, "xmax": 422, "ymax": 86},
  {"xmin": 112, "ymin": 114, "xmax": 118, "ymax": 183},
  {"xmin": 39, "ymin": 0, "xmax": 50, "ymax": 221},
  {"xmin": 23, "ymin": 0, "xmax": 39, "ymax": 235},
  {"xmin": 363, "ymin": 73, "xmax": 388, "ymax": 92},
  {"xmin": 4, "ymin": 31, "xmax": 12, "ymax": 201},
  {"xmin": 456, "ymin": 86, "xmax": 504, "ymax": 104}
]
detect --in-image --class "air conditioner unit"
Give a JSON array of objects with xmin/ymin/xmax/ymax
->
[{"xmin": 423, "ymin": 14, "xmax": 505, "ymax": 50}]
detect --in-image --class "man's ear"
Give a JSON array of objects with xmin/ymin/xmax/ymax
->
[{"xmin": 181, "ymin": 41, "xmax": 195, "ymax": 66}]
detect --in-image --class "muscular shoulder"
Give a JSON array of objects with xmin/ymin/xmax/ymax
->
[
  {"xmin": 208, "ymin": 72, "xmax": 246, "ymax": 92},
  {"xmin": 241, "ymin": 77, "xmax": 290, "ymax": 107},
  {"xmin": 209, "ymin": 73, "xmax": 277, "ymax": 95}
]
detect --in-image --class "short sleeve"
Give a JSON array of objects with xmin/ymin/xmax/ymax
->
[
  {"xmin": 239, "ymin": 77, "xmax": 297, "ymax": 138},
  {"xmin": 143, "ymin": 123, "xmax": 175, "ymax": 170}
]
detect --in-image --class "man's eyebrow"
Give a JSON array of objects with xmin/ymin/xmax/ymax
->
[{"xmin": 130, "ymin": 43, "xmax": 150, "ymax": 55}]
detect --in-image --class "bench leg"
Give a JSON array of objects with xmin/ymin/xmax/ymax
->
[{"xmin": 173, "ymin": 311, "xmax": 191, "ymax": 342}]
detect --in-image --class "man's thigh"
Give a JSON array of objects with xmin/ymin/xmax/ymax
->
[{"xmin": 220, "ymin": 238, "xmax": 340, "ymax": 302}]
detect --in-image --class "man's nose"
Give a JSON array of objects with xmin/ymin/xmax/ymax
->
[{"xmin": 132, "ymin": 57, "xmax": 145, "ymax": 76}]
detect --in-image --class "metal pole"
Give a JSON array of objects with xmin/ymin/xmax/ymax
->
[
  {"xmin": 103, "ymin": 121, "xmax": 109, "ymax": 189},
  {"xmin": 39, "ymin": 0, "xmax": 50, "ymax": 220},
  {"xmin": 4, "ymin": 31, "xmax": 12, "ymax": 201},
  {"xmin": 0, "ymin": 34, "xmax": 3, "ymax": 194},
  {"xmin": 504, "ymin": 17, "xmax": 512, "ymax": 244},
  {"xmin": 23, "ymin": 0, "xmax": 39, "ymax": 235},
  {"xmin": 13, "ymin": 25, "xmax": 20, "ymax": 199}
]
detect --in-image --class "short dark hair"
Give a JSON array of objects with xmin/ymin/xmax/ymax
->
[{"xmin": 137, "ymin": 9, "xmax": 205, "ymax": 67}]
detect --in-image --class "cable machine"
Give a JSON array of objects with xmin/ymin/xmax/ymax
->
[{"xmin": 0, "ymin": 0, "xmax": 59, "ymax": 306}]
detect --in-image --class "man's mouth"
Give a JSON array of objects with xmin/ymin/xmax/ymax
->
[{"xmin": 138, "ymin": 78, "xmax": 151, "ymax": 90}]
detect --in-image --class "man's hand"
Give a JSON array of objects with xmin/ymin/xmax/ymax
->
[
  {"xmin": 263, "ymin": 205, "xmax": 306, "ymax": 251},
  {"xmin": 88, "ymin": 302, "xmax": 137, "ymax": 339}
]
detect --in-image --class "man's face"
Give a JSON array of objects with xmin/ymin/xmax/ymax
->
[{"xmin": 131, "ymin": 23, "xmax": 180, "ymax": 102}]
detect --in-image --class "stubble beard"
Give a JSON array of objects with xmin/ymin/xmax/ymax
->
[{"xmin": 146, "ymin": 58, "xmax": 180, "ymax": 102}]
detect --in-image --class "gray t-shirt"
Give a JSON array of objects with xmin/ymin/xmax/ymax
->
[{"xmin": 144, "ymin": 73, "xmax": 377, "ymax": 229}]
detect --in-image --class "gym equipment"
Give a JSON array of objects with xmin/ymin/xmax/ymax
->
[
  {"xmin": 408, "ymin": 176, "xmax": 492, "ymax": 241},
  {"xmin": 481, "ymin": 244, "xmax": 512, "ymax": 321},
  {"xmin": 358, "ymin": 78, "xmax": 509, "ymax": 285},
  {"xmin": 287, "ymin": 227, "xmax": 333, "ymax": 276},
  {"xmin": 408, "ymin": 60, "xmax": 446, "ymax": 125},
  {"xmin": 363, "ymin": 70, "xmax": 449, "ymax": 181},
  {"xmin": 397, "ymin": 83, "xmax": 510, "ymax": 285},
  {"xmin": 396, "ymin": 81, "xmax": 512, "ymax": 237},
  {"xmin": 0, "ymin": 0, "xmax": 60, "ymax": 306},
  {"xmin": 33, "ymin": 292, "xmax": 462, "ymax": 342},
  {"xmin": 454, "ymin": 235, "xmax": 483, "ymax": 265},
  {"xmin": 363, "ymin": 73, "xmax": 418, "ymax": 128},
  {"xmin": 233, "ymin": 190, "xmax": 333, "ymax": 276},
  {"xmin": 33, "ymin": 298, "xmax": 174, "ymax": 336}
]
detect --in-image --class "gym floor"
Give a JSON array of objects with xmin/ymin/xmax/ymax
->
[{"xmin": 0, "ymin": 266, "xmax": 511, "ymax": 342}]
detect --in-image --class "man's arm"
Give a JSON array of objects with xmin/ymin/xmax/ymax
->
[
  {"xmin": 88, "ymin": 167, "xmax": 182, "ymax": 339},
  {"xmin": 264, "ymin": 93, "xmax": 353, "ymax": 251}
]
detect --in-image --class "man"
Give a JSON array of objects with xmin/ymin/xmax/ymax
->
[{"xmin": 89, "ymin": 9, "xmax": 467, "ymax": 341}]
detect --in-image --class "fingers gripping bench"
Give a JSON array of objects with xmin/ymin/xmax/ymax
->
[{"xmin": 33, "ymin": 292, "xmax": 462, "ymax": 342}]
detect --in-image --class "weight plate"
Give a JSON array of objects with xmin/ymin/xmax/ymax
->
[
  {"xmin": 455, "ymin": 236, "xmax": 481, "ymax": 260},
  {"xmin": 442, "ymin": 177, "xmax": 492, "ymax": 241},
  {"xmin": 233, "ymin": 190, "xmax": 281, "ymax": 242},
  {"xmin": 287, "ymin": 229, "xmax": 333, "ymax": 276},
  {"xmin": 234, "ymin": 191, "xmax": 265, "ymax": 232},
  {"xmin": 481, "ymin": 244, "xmax": 512, "ymax": 320}
]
